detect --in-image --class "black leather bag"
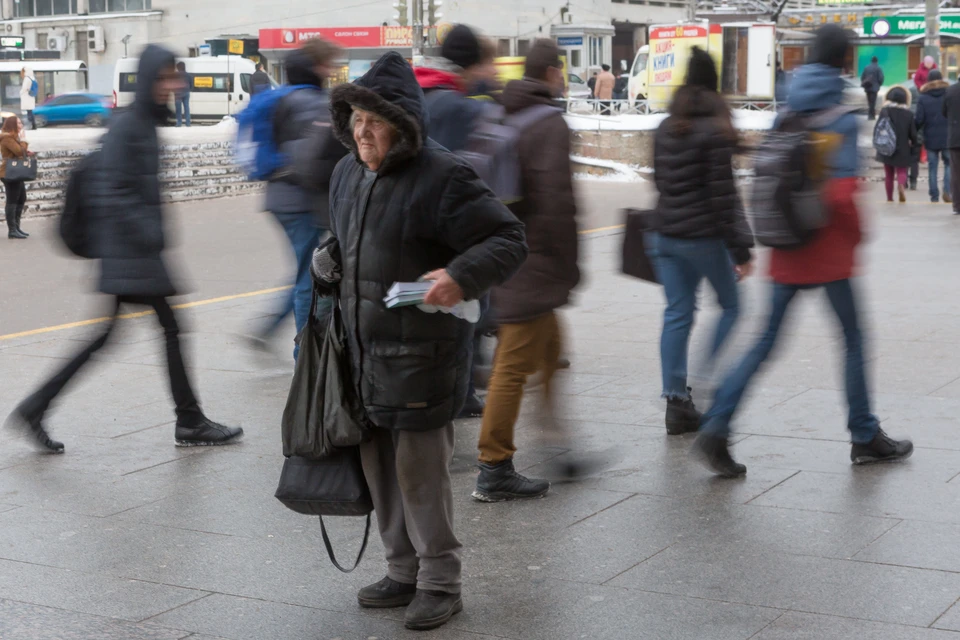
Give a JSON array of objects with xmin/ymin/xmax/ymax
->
[
  {"xmin": 5, "ymin": 155, "xmax": 37, "ymax": 182},
  {"xmin": 275, "ymin": 451, "xmax": 372, "ymax": 573},
  {"xmin": 621, "ymin": 208, "xmax": 660, "ymax": 284}
]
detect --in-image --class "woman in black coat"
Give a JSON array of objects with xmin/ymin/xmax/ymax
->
[{"xmin": 876, "ymin": 86, "xmax": 918, "ymax": 203}]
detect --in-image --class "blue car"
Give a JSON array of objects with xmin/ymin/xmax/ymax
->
[{"xmin": 34, "ymin": 93, "xmax": 112, "ymax": 128}]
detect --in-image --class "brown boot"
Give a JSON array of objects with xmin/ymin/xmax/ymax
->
[{"xmin": 898, "ymin": 184, "xmax": 906, "ymax": 203}]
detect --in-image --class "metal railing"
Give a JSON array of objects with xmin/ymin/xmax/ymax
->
[{"xmin": 562, "ymin": 98, "xmax": 779, "ymax": 115}]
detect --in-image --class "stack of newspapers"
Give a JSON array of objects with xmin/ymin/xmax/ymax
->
[{"xmin": 383, "ymin": 282, "xmax": 434, "ymax": 309}]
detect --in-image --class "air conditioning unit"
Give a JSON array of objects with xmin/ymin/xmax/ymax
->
[
  {"xmin": 48, "ymin": 35, "xmax": 67, "ymax": 52},
  {"xmin": 86, "ymin": 25, "xmax": 105, "ymax": 53}
]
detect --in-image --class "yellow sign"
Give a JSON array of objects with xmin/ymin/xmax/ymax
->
[
  {"xmin": 228, "ymin": 39, "xmax": 244, "ymax": 54},
  {"xmin": 193, "ymin": 76, "xmax": 213, "ymax": 89}
]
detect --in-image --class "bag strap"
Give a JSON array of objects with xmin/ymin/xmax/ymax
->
[{"xmin": 319, "ymin": 513, "xmax": 371, "ymax": 574}]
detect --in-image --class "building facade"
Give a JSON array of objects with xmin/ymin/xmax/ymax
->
[{"xmin": 0, "ymin": 0, "xmax": 686, "ymax": 95}]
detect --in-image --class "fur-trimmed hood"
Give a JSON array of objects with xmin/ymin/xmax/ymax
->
[
  {"xmin": 330, "ymin": 51, "xmax": 428, "ymax": 174},
  {"xmin": 921, "ymin": 79, "xmax": 950, "ymax": 95},
  {"xmin": 884, "ymin": 85, "xmax": 912, "ymax": 109}
]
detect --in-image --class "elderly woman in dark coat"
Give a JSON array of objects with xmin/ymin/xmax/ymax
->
[{"xmin": 312, "ymin": 52, "xmax": 527, "ymax": 631}]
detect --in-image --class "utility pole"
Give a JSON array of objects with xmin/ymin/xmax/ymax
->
[
  {"xmin": 412, "ymin": 0, "xmax": 424, "ymax": 58},
  {"xmin": 686, "ymin": 0, "xmax": 697, "ymax": 22},
  {"xmin": 925, "ymin": 0, "xmax": 940, "ymax": 65}
]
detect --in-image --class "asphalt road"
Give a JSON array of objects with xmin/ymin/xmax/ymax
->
[{"xmin": 0, "ymin": 179, "xmax": 651, "ymax": 337}]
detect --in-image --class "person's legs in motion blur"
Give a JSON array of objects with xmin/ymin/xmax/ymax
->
[
  {"xmin": 175, "ymin": 98, "xmax": 183, "ymax": 127},
  {"xmin": 823, "ymin": 280, "xmax": 913, "ymax": 463},
  {"xmin": 909, "ymin": 144, "xmax": 920, "ymax": 190},
  {"xmin": 897, "ymin": 166, "xmax": 908, "ymax": 202},
  {"xmin": 359, "ymin": 424, "xmax": 463, "ymax": 630},
  {"xmin": 474, "ymin": 313, "xmax": 561, "ymax": 501},
  {"xmin": 866, "ymin": 91, "xmax": 877, "ymax": 120},
  {"xmin": 183, "ymin": 94, "xmax": 190, "ymax": 127},
  {"xmin": 942, "ymin": 151, "xmax": 952, "ymax": 204},
  {"xmin": 930, "ymin": 149, "xmax": 942, "ymax": 202},
  {"xmin": 951, "ymin": 150, "xmax": 960, "ymax": 213},
  {"xmin": 884, "ymin": 164, "xmax": 895, "ymax": 201},
  {"xmin": 14, "ymin": 177, "xmax": 27, "ymax": 236},
  {"xmin": 697, "ymin": 283, "xmax": 799, "ymax": 477}
]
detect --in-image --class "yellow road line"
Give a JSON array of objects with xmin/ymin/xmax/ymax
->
[
  {"xmin": 0, "ymin": 285, "xmax": 292, "ymax": 342},
  {"xmin": 3, "ymin": 227, "xmax": 624, "ymax": 342}
]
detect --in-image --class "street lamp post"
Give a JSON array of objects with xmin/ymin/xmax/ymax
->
[
  {"xmin": 925, "ymin": 0, "xmax": 940, "ymax": 65},
  {"xmin": 412, "ymin": 0, "xmax": 424, "ymax": 58}
]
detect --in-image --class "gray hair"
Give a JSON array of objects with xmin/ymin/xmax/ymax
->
[{"xmin": 349, "ymin": 107, "xmax": 394, "ymax": 134}]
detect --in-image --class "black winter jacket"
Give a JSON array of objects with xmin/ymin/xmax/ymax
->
[
  {"xmin": 652, "ymin": 89, "xmax": 753, "ymax": 265},
  {"xmin": 917, "ymin": 80, "xmax": 950, "ymax": 152},
  {"xmin": 93, "ymin": 45, "xmax": 177, "ymax": 297},
  {"xmin": 860, "ymin": 63, "xmax": 884, "ymax": 94},
  {"xmin": 876, "ymin": 103, "xmax": 917, "ymax": 168},
  {"xmin": 326, "ymin": 52, "xmax": 527, "ymax": 432},
  {"xmin": 265, "ymin": 50, "xmax": 347, "ymax": 224},
  {"xmin": 943, "ymin": 82, "xmax": 960, "ymax": 150}
]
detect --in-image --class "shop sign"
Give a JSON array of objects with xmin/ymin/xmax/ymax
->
[
  {"xmin": 865, "ymin": 15, "xmax": 960, "ymax": 37},
  {"xmin": 557, "ymin": 36, "xmax": 583, "ymax": 46},
  {"xmin": 0, "ymin": 36, "xmax": 24, "ymax": 49},
  {"xmin": 261, "ymin": 27, "xmax": 451, "ymax": 50},
  {"xmin": 381, "ymin": 26, "xmax": 413, "ymax": 47},
  {"xmin": 228, "ymin": 39, "xmax": 244, "ymax": 54}
]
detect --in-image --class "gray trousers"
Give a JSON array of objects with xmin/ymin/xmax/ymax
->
[{"xmin": 359, "ymin": 423, "xmax": 462, "ymax": 593}]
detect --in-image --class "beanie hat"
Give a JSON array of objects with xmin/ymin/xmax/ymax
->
[
  {"xmin": 811, "ymin": 25, "xmax": 850, "ymax": 69},
  {"xmin": 928, "ymin": 69, "xmax": 943, "ymax": 82},
  {"xmin": 685, "ymin": 47, "xmax": 718, "ymax": 92},
  {"xmin": 441, "ymin": 24, "xmax": 482, "ymax": 70}
]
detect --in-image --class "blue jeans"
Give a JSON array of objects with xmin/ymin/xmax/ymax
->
[
  {"xmin": 175, "ymin": 95, "xmax": 190, "ymax": 127},
  {"xmin": 263, "ymin": 211, "xmax": 326, "ymax": 359},
  {"xmin": 646, "ymin": 233, "xmax": 740, "ymax": 399},
  {"xmin": 701, "ymin": 279, "xmax": 880, "ymax": 444},
  {"xmin": 928, "ymin": 149, "xmax": 951, "ymax": 201}
]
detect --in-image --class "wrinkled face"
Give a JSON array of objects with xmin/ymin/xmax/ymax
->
[
  {"xmin": 154, "ymin": 64, "xmax": 185, "ymax": 106},
  {"xmin": 352, "ymin": 108, "xmax": 395, "ymax": 171}
]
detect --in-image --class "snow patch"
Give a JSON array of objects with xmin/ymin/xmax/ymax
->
[
  {"xmin": 564, "ymin": 109, "xmax": 777, "ymax": 132},
  {"xmin": 571, "ymin": 155, "xmax": 642, "ymax": 182}
]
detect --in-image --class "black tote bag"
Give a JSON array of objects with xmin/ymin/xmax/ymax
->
[
  {"xmin": 621, "ymin": 208, "xmax": 660, "ymax": 284},
  {"xmin": 5, "ymin": 155, "xmax": 37, "ymax": 182}
]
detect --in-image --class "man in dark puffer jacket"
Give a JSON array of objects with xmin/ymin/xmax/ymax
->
[
  {"xmin": 316, "ymin": 51, "xmax": 527, "ymax": 630},
  {"xmin": 6, "ymin": 45, "xmax": 242, "ymax": 453}
]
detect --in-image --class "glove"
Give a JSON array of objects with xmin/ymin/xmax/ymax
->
[{"xmin": 310, "ymin": 241, "xmax": 342, "ymax": 296}]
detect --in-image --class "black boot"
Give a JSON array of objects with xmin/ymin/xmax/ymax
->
[
  {"xmin": 692, "ymin": 432, "xmax": 746, "ymax": 478},
  {"xmin": 174, "ymin": 417, "xmax": 243, "ymax": 447},
  {"xmin": 6, "ymin": 404, "xmax": 65, "ymax": 454},
  {"xmin": 457, "ymin": 392, "xmax": 485, "ymax": 419},
  {"xmin": 665, "ymin": 392, "xmax": 701, "ymax": 435},
  {"xmin": 851, "ymin": 429, "xmax": 913, "ymax": 465},
  {"xmin": 357, "ymin": 576, "xmax": 417, "ymax": 608},
  {"xmin": 473, "ymin": 458, "xmax": 549, "ymax": 502},
  {"xmin": 15, "ymin": 204, "xmax": 27, "ymax": 237},
  {"xmin": 404, "ymin": 590, "xmax": 463, "ymax": 631},
  {"xmin": 6, "ymin": 203, "xmax": 25, "ymax": 239}
]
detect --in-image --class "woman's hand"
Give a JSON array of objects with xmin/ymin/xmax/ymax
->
[
  {"xmin": 735, "ymin": 260, "xmax": 755, "ymax": 281},
  {"xmin": 422, "ymin": 269, "xmax": 465, "ymax": 307}
]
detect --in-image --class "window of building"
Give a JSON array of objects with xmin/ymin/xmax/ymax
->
[
  {"xmin": 517, "ymin": 39, "xmax": 530, "ymax": 56},
  {"xmin": 570, "ymin": 49, "xmax": 581, "ymax": 68},
  {"xmin": 88, "ymin": 0, "xmax": 150, "ymax": 12},
  {"xmin": 37, "ymin": 33, "xmax": 48, "ymax": 50},
  {"xmin": 15, "ymin": 0, "xmax": 77, "ymax": 16},
  {"xmin": 497, "ymin": 38, "xmax": 511, "ymax": 57}
]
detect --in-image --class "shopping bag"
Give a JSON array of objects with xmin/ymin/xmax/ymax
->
[
  {"xmin": 621, "ymin": 208, "xmax": 659, "ymax": 284},
  {"xmin": 5, "ymin": 155, "xmax": 37, "ymax": 182},
  {"xmin": 275, "ymin": 450, "xmax": 372, "ymax": 573}
]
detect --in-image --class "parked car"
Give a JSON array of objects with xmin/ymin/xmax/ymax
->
[
  {"xmin": 568, "ymin": 73, "xmax": 591, "ymax": 99},
  {"xmin": 34, "ymin": 93, "xmax": 111, "ymax": 128}
]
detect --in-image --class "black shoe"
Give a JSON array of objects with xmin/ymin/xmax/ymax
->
[
  {"xmin": 692, "ymin": 432, "xmax": 746, "ymax": 478},
  {"xmin": 851, "ymin": 429, "xmax": 913, "ymax": 465},
  {"xmin": 557, "ymin": 357, "xmax": 571, "ymax": 370},
  {"xmin": 665, "ymin": 392, "xmax": 701, "ymax": 435},
  {"xmin": 932, "ymin": 197, "xmax": 940, "ymax": 203},
  {"xmin": 473, "ymin": 458, "xmax": 550, "ymax": 502},
  {"xmin": 15, "ymin": 205, "xmax": 27, "ymax": 237},
  {"xmin": 7, "ymin": 229, "xmax": 26, "ymax": 239},
  {"xmin": 457, "ymin": 392, "xmax": 485, "ymax": 419},
  {"xmin": 174, "ymin": 417, "xmax": 243, "ymax": 447},
  {"xmin": 404, "ymin": 590, "xmax": 463, "ymax": 631},
  {"xmin": 909, "ymin": 182, "xmax": 918, "ymax": 191},
  {"xmin": 357, "ymin": 576, "xmax": 417, "ymax": 608},
  {"xmin": 6, "ymin": 406, "xmax": 64, "ymax": 454}
]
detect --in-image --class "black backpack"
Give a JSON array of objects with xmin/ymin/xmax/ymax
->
[
  {"xmin": 749, "ymin": 106, "xmax": 856, "ymax": 250},
  {"xmin": 58, "ymin": 150, "xmax": 100, "ymax": 258}
]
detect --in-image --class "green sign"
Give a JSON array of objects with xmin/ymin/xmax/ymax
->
[
  {"xmin": 0, "ymin": 36, "xmax": 24, "ymax": 49},
  {"xmin": 864, "ymin": 15, "xmax": 960, "ymax": 37}
]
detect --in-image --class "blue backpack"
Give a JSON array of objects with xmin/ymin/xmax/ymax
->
[
  {"xmin": 28, "ymin": 78, "xmax": 37, "ymax": 98},
  {"xmin": 235, "ymin": 84, "xmax": 312, "ymax": 181}
]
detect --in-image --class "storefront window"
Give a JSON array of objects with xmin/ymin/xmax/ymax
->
[
  {"xmin": 570, "ymin": 49, "xmax": 581, "ymax": 68},
  {"xmin": 497, "ymin": 38, "xmax": 511, "ymax": 57}
]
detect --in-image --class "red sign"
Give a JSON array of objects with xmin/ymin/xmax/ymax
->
[
  {"xmin": 259, "ymin": 27, "xmax": 410, "ymax": 49},
  {"xmin": 649, "ymin": 25, "xmax": 709, "ymax": 40}
]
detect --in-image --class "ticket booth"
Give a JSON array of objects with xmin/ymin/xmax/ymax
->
[{"xmin": 551, "ymin": 24, "xmax": 615, "ymax": 81}]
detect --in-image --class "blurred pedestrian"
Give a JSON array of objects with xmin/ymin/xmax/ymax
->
[
  {"xmin": 916, "ymin": 69, "xmax": 951, "ymax": 204},
  {"xmin": 473, "ymin": 39, "xmax": 579, "ymax": 502},
  {"xmin": 5, "ymin": 45, "xmax": 243, "ymax": 453},
  {"xmin": 906, "ymin": 80, "xmax": 922, "ymax": 190},
  {"xmin": 1, "ymin": 116, "xmax": 30, "ymax": 239},
  {"xmin": 587, "ymin": 71, "xmax": 597, "ymax": 99},
  {"xmin": 648, "ymin": 46, "xmax": 753, "ymax": 436},
  {"xmin": 876, "ymin": 86, "xmax": 917, "ymax": 203},
  {"xmin": 174, "ymin": 61, "xmax": 191, "ymax": 127},
  {"xmin": 943, "ymin": 72, "xmax": 960, "ymax": 213},
  {"xmin": 914, "ymin": 55, "xmax": 937, "ymax": 90},
  {"xmin": 595, "ymin": 64, "xmax": 615, "ymax": 115},
  {"xmin": 860, "ymin": 56, "xmax": 884, "ymax": 120},
  {"xmin": 414, "ymin": 23, "xmax": 500, "ymax": 418},
  {"xmin": 613, "ymin": 67, "xmax": 628, "ymax": 111},
  {"xmin": 19, "ymin": 66, "xmax": 36, "ymax": 130},
  {"xmin": 320, "ymin": 51, "xmax": 526, "ymax": 630},
  {"xmin": 696, "ymin": 25, "xmax": 913, "ymax": 477},
  {"xmin": 251, "ymin": 38, "xmax": 345, "ymax": 360},
  {"xmin": 250, "ymin": 62, "xmax": 272, "ymax": 96}
]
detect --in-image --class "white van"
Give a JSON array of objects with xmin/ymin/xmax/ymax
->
[
  {"xmin": 113, "ymin": 55, "xmax": 261, "ymax": 120},
  {"xmin": 627, "ymin": 45, "xmax": 649, "ymax": 105}
]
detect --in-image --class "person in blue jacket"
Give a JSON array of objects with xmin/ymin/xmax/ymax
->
[{"xmin": 916, "ymin": 69, "xmax": 952, "ymax": 203}]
